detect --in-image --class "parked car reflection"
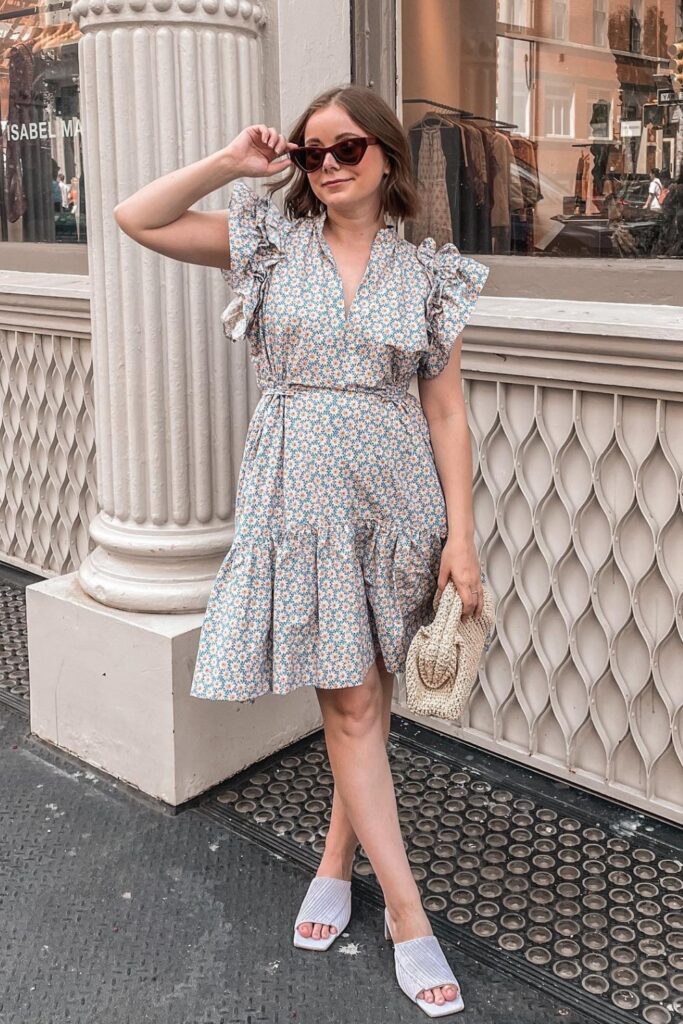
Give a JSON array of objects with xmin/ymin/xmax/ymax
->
[{"xmin": 538, "ymin": 174, "xmax": 664, "ymax": 258}]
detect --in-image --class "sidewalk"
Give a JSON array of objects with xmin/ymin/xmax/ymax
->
[
  {"xmin": 1, "ymin": 563, "xmax": 681, "ymax": 1024},
  {"xmin": 0, "ymin": 704, "xmax": 589, "ymax": 1024}
]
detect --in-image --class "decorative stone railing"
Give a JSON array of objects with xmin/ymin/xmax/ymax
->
[
  {"xmin": 3, "ymin": 266, "xmax": 682, "ymax": 822},
  {"xmin": 0, "ymin": 272, "xmax": 95, "ymax": 576},
  {"xmin": 397, "ymin": 299, "xmax": 683, "ymax": 826}
]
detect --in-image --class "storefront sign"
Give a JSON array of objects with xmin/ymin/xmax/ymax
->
[
  {"xmin": 1, "ymin": 118, "xmax": 82, "ymax": 141},
  {"xmin": 620, "ymin": 120, "xmax": 642, "ymax": 136}
]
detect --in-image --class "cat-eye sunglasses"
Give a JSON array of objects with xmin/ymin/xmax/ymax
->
[{"xmin": 288, "ymin": 135, "xmax": 379, "ymax": 173}]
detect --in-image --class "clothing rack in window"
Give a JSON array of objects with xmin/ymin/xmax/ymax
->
[
  {"xmin": 403, "ymin": 96, "xmax": 536, "ymax": 256},
  {"xmin": 403, "ymin": 97, "xmax": 517, "ymax": 131},
  {"xmin": 403, "ymin": 97, "xmax": 535, "ymax": 256}
]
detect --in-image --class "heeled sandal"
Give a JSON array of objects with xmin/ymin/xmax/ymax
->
[
  {"xmin": 384, "ymin": 906, "xmax": 465, "ymax": 1017},
  {"xmin": 292, "ymin": 875, "xmax": 352, "ymax": 950}
]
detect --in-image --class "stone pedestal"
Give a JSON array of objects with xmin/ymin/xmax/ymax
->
[{"xmin": 27, "ymin": 574, "xmax": 321, "ymax": 805}]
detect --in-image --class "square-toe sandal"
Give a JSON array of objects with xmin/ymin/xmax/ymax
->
[
  {"xmin": 384, "ymin": 907, "xmax": 465, "ymax": 1017},
  {"xmin": 292, "ymin": 875, "xmax": 352, "ymax": 951}
]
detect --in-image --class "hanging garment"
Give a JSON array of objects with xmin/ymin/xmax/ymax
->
[
  {"xmin": 590, "ymin": 143, "xmax": 609, "ymax": 195},
  {"xmin": 490, "ymin": 131, "xmax": 514, "ymax": 229},
  {"xmin": 574, "ymin": 150, "xmax": 588, "ymax": 203},
  {"xmin": 448, "ymin": 122, "xmax": 481, "ymax": 253},
  {"xmin": 407, "ymin": 124, "xmax": 454, "ymax": 247},
  {"xmin": 511, "ymin": 136, "xmax": 541, "ymax": 206},
  {"xmin": 461, "ymin": 123, "xmax": 488, "ymax": 206},
  {"xmin": 460, "ymin": 122, "xmax": 493, "ymax": 254}
]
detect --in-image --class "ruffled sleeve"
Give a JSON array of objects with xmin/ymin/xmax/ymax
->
[
  {"xmin": 415, "ymin": 238, "xmax": 489, "ymax": 379},
  {"xmin": 220, "ymin": 179, "xmax": 290, "ymax": 351}
]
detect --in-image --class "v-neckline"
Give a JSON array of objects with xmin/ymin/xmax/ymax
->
[{"xmin": 316, "ymin": 211, "xmax": 396, "ymax": 324}]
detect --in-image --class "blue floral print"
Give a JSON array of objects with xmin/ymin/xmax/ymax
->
[{"xmin": 190, "ymin": 179, "xmax": 489, "ymax": 703}]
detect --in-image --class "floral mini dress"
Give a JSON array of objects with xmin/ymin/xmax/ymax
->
[{"xmin": 190, "ymin": 179, "xmax": 489, "ymax": 703}]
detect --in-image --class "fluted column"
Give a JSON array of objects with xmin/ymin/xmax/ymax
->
[{"xmin": 71, "ymin": 0, "xmax": 266, "ymax": 612}]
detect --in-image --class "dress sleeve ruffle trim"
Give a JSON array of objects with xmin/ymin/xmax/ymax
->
[
  {"xmin": 414, "ymin": 237, "xmax": 490, "ymax": 379},
  {"xmin": 220, "ymin": 179, "xmax": 290, "ymax": 352}
]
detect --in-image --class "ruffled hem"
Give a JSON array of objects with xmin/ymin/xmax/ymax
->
[
  {"xmin": 414, "ymin": 237, "xmax": 490, "ymax": 379},
  {"xmin": 220, "ymin": 180, "xmax": 290, "ymax": 355},
  {"xmin": 190, "ymin": 520, "xmax": 447, "ymax": 702}
]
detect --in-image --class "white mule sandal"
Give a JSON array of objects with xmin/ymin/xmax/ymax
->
[
  {"xmin": 384, "ymin": 907, "xmax": 465, "ymax": 1017},
  {"xmin": 292, "ymin": 875, "xmax": 352, "ymax": 951}
]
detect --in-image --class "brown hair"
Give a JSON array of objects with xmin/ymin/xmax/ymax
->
[{"xmin": 266, "ymin": 84, "xmax": 419, "ymax": 224}]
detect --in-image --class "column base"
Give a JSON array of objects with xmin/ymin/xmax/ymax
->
[
  {"xmin": 26, "ymin": 573, "xmax": 322, "ymax": 806},
  {"xmin": 78, "ymin": 511, "xmax": 237, "ymax": 613}
]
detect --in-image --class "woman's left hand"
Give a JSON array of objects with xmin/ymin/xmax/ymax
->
[{"xmin": 436, "ymin": 535, "xmax": 483, "ymax": 622}]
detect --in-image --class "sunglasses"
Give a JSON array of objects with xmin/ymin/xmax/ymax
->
[{"xmin": 288, "ymin": 135, "xmax": 379, "ymax": 173}]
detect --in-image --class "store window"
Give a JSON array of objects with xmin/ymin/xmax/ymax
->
[
  {"xmin": 0, "ymin": 3, "xmax": 85, "ymax": 257},
  {"xmin": 594, "ymin": 0, "xmax": 609, "ymax": 48},
  {"xmin": 552, "ymin": 0, "xmax": 568, "ymax": 40},
  {"xmin": 402, "ymin": 0, "xmax": 683, "ymax": 260},
  {"xmin": 544, "ymin": 81, "xmax": 575, "ymax": 137}
]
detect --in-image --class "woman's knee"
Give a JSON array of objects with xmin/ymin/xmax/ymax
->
[{"xmin": 317, "ymin": 662, "xmax": 383, "ymax": 735}]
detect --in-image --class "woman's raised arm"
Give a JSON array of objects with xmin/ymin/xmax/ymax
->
[{"xmin": 113, "ymin": 125, "xmax": 295, "ymax": 270}]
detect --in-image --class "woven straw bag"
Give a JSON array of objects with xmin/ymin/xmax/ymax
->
[{"xmin": 405, "ymin": 576, "xmax": 496, "ymax": 721}]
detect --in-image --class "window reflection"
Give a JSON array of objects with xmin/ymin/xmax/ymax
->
[
  {"xmin": 0, "ymin": 3, "xmax": 85, "ymax": 244},
  {"xmin": 402, "ymin": 0, "xmax": 683, "ymax": 258}
]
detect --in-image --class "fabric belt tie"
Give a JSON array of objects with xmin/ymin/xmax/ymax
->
[{"xmin": 259, "ymin": 379, "xmax": 411, "ymax": 408}]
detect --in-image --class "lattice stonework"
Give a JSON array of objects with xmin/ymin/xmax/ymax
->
[
  {"xmin": 399, "ymin": 376, "xmax": 683, "ymax": 824},
  {"xmin": 0, "ymin": 326, "xmax": 97, "ymax": 576}
]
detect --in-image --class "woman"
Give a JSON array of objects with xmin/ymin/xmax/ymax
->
[
  {"xmin": 114, "ymin": 84, "xmax": 488, "ymax": 1018},
  {"xmin": 644, "ymin": 167, "xmax": 663, "ymax": 212}
]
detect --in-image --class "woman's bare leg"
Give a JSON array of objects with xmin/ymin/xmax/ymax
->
[
  {"xmin": 295, "ymin": 653, "xmax": 394, "ymax": 941},
  {"xmin": 314, "ymin": 660, "xmax": 459, "ymax": 1008}
]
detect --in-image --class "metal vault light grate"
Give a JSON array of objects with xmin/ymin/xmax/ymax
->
[
  {"xmin": 196, "ymin": 723, "xmax": 683, "ymax": 1024},
  {"xmin": 0, "ymin": 580, "xmax": 30, "ymax": 715}
]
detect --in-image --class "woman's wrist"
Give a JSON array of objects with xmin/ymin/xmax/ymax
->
[
  {"xmin": 445, "ymin": 528, "xmax": 476, "ymax": 550},
  {"xmin": 217, "ymin": 145, "xmax": 246, "ymax": 185}
]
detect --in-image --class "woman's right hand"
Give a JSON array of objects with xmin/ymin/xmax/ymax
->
[{"xmin": 225, "ymin": 124, "xmax": 297, "ymax": 178}]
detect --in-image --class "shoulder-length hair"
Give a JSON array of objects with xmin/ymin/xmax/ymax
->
[{"xmin": 266, "ymin": 84, "xmax": 419, "ymax": 224}]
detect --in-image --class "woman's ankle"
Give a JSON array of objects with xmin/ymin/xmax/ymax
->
[
  {"xmin": 385, "ymin": 901, "xmax": 433, "ymax": 942},
  {"xmin": 317, "ymin": 843, "xmax": 357, "ymax": 879},
  {"xmin": 385, "ymin": 895, "xmax": 429, "ymax": 924}
]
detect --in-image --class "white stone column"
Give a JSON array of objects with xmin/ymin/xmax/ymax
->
[{"xmin": 73, "ymin": 0, "xmax": 266, "ymax": 613}]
